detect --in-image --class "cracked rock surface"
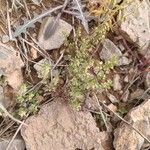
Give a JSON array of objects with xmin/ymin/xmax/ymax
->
[
  {"xmin": 21, "ymin": 99, "xmax": 104, "ymax": 150},
  {"xmin": 120, "ymin": 0, "xmax": 150, "ymax": 57}
]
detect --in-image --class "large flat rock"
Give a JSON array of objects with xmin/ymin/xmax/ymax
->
[{"xmin": 21, "ymin": 100, "xmax": 105, "ymax": 150}]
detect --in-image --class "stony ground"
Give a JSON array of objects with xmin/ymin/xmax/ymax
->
[{"xmin": 0, "ymin": 0, "xmax": 150, "ymax": 150}]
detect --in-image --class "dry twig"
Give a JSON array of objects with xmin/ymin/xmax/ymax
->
[
  {"xmin": 0, "ymin": 103, "xmax": 27, "ymax": 126},
  {"xmin": 6, "ymin": 121, "xmax": 24, "ymax": 150}
]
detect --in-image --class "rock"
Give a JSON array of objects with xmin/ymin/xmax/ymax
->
[
  {"xmin": 120, "ymin": 0, "xmax": 150, "ymax": 57},
  {"xmin": 0, "ymin": 136, "xmax": 25, "ymax": 150},
  {"xmin": 118, "ymin": 42, "xmax": 125, "ymax": 52},
  {"xmin": 118, "ymin": 56, "xmax": 131, "ymax": 66},
  {"xmin": 130, "ymin": 88, "xmax": 149, "ymax": 102},
  {"xmin": 107, "ymin": 93, "xmax": 119, "ymax": 103},
  {"xmin": 113, "ymin": 74, "xmax": 122, "ymax": 91},
  {"xmin": 1, "ymin": 35, "xmax": 9, "ymax": 43},
  {"xmin": 100, "ymin": 39, "xmax": 122, "ymax": 61},
  {"xmin": 85, "ymin": 96, "xmax": 99, "ymax": 110},
  {"xmin": 30, "ymin": 47, "xmax": 38, "ymax": 59},
  {"xmin": 6, "ymin": 70, "xmax": 23, "ymax": 91},
  {"xmin": 38, "ymin": 17, "xmax": 72, "ymax": 50},
  {"xmin": 0, "ymin": 0, "xmax": 6, "ymax": 12},
  {"xmin": 145, "ymin": 72, "xmax": 150, "ymax": 89},
  {"xmin": 111, "ymin": 115, "xmax": 122, "ymax": 124},
  {"xmin": 0, "ymin": 43, "xmax": 24, "ymax": 90},
  {"xmin": 100, "ymin": 39, "xmax": 130, "ymax": 66},
  {"xmin": 99, "ymin": 132, "xmax": 113, "ymax": 150},
  {"xmin": 124, "ymin": 75, "xmax": 129, "ymax": 83},
  {"xmin": 107, "ymin": 103, "xmax": 117, "ymax": 112},
  {"xmin": 122, "ymin": 89, "xmax": 130, "ymax": 102},
  {"xmin": 21, "ymin": 100, "xmax": 104, "ymax": 150},
  {"xmin": 0, "ymin": 86, "xmax": 13, "ymax": 108},
  {"xmin": 85, "ymin": 91, "xmax": 107, "ymax": 110},
  {"xmin": 114, "ymin": 100, "xmax": 150, "ymax": 150}
]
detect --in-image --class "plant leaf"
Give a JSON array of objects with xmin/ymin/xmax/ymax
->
[{"xmin": 12, "ymin": 5, "xmax": 63, "ymax": 38}]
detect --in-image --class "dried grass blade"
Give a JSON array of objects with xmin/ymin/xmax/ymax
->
[{"xmin": 12, "ymin": 5, "xmax": 63, "ymax": 38}]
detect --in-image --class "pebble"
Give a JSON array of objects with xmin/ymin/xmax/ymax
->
[
  {"xmin": 117, "ymin": 56, "xmax": 131, "ymax": 66},
  {"xmin": 113, "ymin": 74, "xmax": 122, "ymax": 91},
  {"xmin": 100, "ymin": 39, "xmax": 122, "ymax": 62},
  {"xmin": 107, "ymin": 93, "xmax": 119, "ymax": 103},
  {"xmin": 122, "ymin": 90, "xmax": 130, "ymax": 102},
  {"xmin": 38, "ymin": 17, "xmax": 72, "ymax": 50},
  {"xmin": 2, "ymin": 35, "xmax": 9, "ymax": 43}
]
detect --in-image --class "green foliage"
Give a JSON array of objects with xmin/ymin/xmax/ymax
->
[
  {"xmin": 95, "ymin": 114, "xmax": 105, "ymax": 128},
  {"xmin": 65, "ymin": 0, "xmax": 128, "ymax": 109},
  {"xmin": 35, "ymin": 60, "xmax": 51, "ymax": 81},
  {"xmin": 66, "ymin": 24, "xmax": 116, "ymax": 109},
  {"xmin": 117, "ymin": 107, "xmax": 128, "ymax": 117},
  {"xmin": 14, "ymin": 59, "xmax": 60, "ymax": 118},
  {"xmin": 15, "ymin": 83, "xmax": 39, "ymax": 118},
  {"xmin": 34, "ymin": 59, "xmax": 60, "ymax": 92}
]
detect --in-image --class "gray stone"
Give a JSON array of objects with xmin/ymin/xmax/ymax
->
[
  {"xmin": 130, "ymin": 88, "xmax": 149, "ymax": 101},
  {"xmin": 114, "ymin": 100, "xmax": 150, "ymax": 150},
  {"xmin": 100, "ymin": 39, "xmax": 130, "ymax": 66},
  {"xmin": 118, "ymin": 56, "xmax": 131, "ymax": 66},
  {"xmin": 118, "ymin": 43, "xmax": 125, "ymax": 52},
  {"xmin": 38, "ymin": 17, "xmax": 72, "ymax": 50},
  {"xmin": 124, "ymin": 75, "xmax": 129, "ymax": 83},
  {"xmin": 99, "ymin": 132, "xmax": 113, "ymax": 150},
  {"xmin": 1, "ymin": 35, "xmax": 9, "ymax": 43},
  {"xmin": 107, "ymin": 103, "xmax": 117, "ymax": 112},
  {"xmin": 113, "ymin": 74, "xmax": 122, "ymax": 91},
  {"xmin": 122, "ymin": 90, "xmax": 130, "ymax": 102},
  {"xmin": 107, "ymin": 93, "xmax": 119, "ymax": 103},
  {"xmin": 21, "ymin": 99, "xmax": 104, "ymax": 150},
  {"xmin": 85, "ymin": 96, "xmax": 99, "ymax": 110},
  {"xmin": 0, "ymin": 136, "xmax": 25, "ymax": 150},
  {"xmin": 100, "ymin": 39, "xmax": 122, "ymax": 61},
  {"xmin": 120, "ymin": 0, "xmax": 150, "ymax": 58}
]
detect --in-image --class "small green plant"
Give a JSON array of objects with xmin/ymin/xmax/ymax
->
[
  {"xmin": 15, "ymin": 83, "xmax": 39, "ymax": 118},
  {"xmin": 95, "ymin": 114, "xmax": 105, "ymax": 128},
  {"xmin": 66, "ymin": 25, "xmax": 116, "ymax": 109},
  {"xmin": 117, "ymin": 108, "xmax": 128, "ymax": 117},
  {"xmin": 34, "ymin": 59, "xmax": 60, "ymax": 92},
  {"xmin": 14, "ymin": 59, "xmax": 60, "ymax": 118},
  {"xmin": 65, "ymin": 0, "xmax": 128, "ymax": 109}
]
